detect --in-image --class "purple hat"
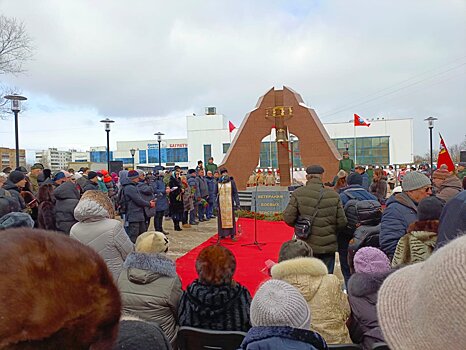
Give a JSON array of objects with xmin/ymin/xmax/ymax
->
[
  {"xmin": 127, "ymin": 170, "xmax": 139, "ymax": 180},
  {"xmin": 354, "ymin": 247, "xmax": 390, "ymax": 274}
]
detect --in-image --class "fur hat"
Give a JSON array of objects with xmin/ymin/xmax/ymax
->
[
  {"xmin": 8, "ymin": 170, "xmax": 25, "ymax": 184},
  {"xmin": 306, "ymin": 165, "xmax": 324, "ymax": 174},
  {"xmin": 347, "ymin": 172, "xmax": 363, "ymax": 186},
  {"xmin": 0, "ymin": 228, "xmax": 121, "ymax": 349},
  {"xmin": 136, "ymin": 231, "xmax": 169, "ymax": 254},
  {"xmin": 127, "ymin": 170, "xmax": 139, "ymax": 179},
  {"xmin": 74, "ymin": 190, "xmax": 115, "ymax": 221},
  {"xmin": 378, "ymin": 234, "xmax": 466, "ymax": 350},
  {"xmin": 417, "ymin": 196, "xmax": 444, "ymax": 221},
  {"xmin": 353, "ymin": 247, "xmax": 391, "ymax": 274},
  {"xmin": 195, "ymin": 245, "xmax": 236, "ymax": 285},
  {"xmin": 251, "ymin": 279, "xmax": 311, "ymax": 330},
  {"xmin": 0, "ymin": 212, "xmax": 34, "ymax": 230},
  {"xmin": 278, "ymin": 239, "xmax": 313, "ymax": 262},
  {"xmin": 401, "ymin": 171, "xmax": 431, "ymax": 191}
]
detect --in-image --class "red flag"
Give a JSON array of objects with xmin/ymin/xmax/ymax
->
[
  {"xmin": 354, "ymin": 113, "xmax": 371, "ymax": 127},
  {"xmin": 228, "ymin": 121, "xmax": 236, "ymax": 132},
  {"xmin": 437, "ymin": 134, "xmax": 455, "ymax": 171}
]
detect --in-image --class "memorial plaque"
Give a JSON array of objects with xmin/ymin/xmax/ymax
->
[{"xmin": 251, "ymin": 189, "xmax": 290, "ymax": 214}]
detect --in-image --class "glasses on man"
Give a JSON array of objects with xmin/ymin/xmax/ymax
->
[{"xmin": 424, "ymin": 186, "xmax": 433, "ymax": 193}]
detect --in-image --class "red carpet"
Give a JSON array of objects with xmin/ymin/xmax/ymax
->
[{"xmin": 176, "ymin": 218, "xmax": 294, "ymax": 295}]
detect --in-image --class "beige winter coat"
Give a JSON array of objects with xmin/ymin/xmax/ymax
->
[
  {"xmin": 271, "ymin": 257, "xmax": 351, "ymax": 344},
  {"xmin": 70, "ymin": 195, "xmax": 134, "ymax": 280},
  {"xmin": 436, "ymin": 175, "xmax": 463, "ymax": 203}
]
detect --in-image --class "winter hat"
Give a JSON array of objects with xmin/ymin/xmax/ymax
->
[
  {"xmin": 432, "ymin": 168, "xmax": 451, "ymax": 180},
  {"xmin": 401, "ymin": 171, "xmax": 431, "ymax": 191},
  {"xmin": 0, "ymin": 212, "xmax": 34, "ymax": 230},
  {"xmin": 306, "ymin": 165, "xmax": 324, "ymax": 174},
  {"xmin": 0, "ymin": 228, "xmax": 121, "ymax": 349},
  {"xmin": 136, "ymin": 231, "xmax": 169, "ymax": 254},
  {"xmin": 278, "ymin": 239, "xmax": 313, "ymax": 262},
  {"xmin": 100, "ymin": 169, "xmax": 108, "ymax": 176},
  {"xmin": 127, "ymin": 170, "xmax": 139, "ymax": 180},
  {"xmin": 378, "ymin": 234, "xmax": 466, "ymax": 350},
  {"xmin": 53, "ymin": 171, "xmax": 66, "ymax": 182},
  {"xmin": 347, "ymin": 172, "xmax": 363, "ymax": 186},
  {"xmin": 353, "ymin": 247, "xmax": 391, "ymax": 274},
  {"xmin": 31, "ymin": 163, "xmax": 44, "ymax": 170},
  {"xmin": 187, "ymin": 169, "xmax": 196, "ymax": 175},
  {"xmin": 417, "ymin": 196, "xmax": 444, "ymax": 221},
  {"xmin": 114, "ymin": 318, "xmax": 171, "ymax": 350},
  {"xmin": 8, "ymin": 170, "xmax": 25, "ymax": 184},
  {"xmin": 337, "ymin": 170, "xmax": 347, "ymax": 178},
  {"xmin": 195, "ymin": 245, "xmax": 236, "ymax": 285},
  {"xmin": 103, "ymin": 175, "xmax": 112, "ymax": 183},
  {"xmin": 87, "ymin": 171, "xmax": 99, "ymax": 180},
  {"xmin": 251, "ymin": 279, "xmax": 311, "ymax": 330},
  {"xmin": 74, "ymin": 190, "xmax": 116, "ymax": 221},
  {"xmin": 15, "ymin": 166, "xmax": 28, "ymax": 174}
]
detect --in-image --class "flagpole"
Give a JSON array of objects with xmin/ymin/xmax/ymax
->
[{"xmin": 354, "ymin": 123, "xmax": 357, "ymax": 165}]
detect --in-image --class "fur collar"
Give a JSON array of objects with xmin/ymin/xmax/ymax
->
[
  {"xmin": 348, "ymin": 271, "xmax": 393, "ymax": 298},
  {"xmin": 123, "ymin": 252, "xmax": 177, "ymax": 278},
  {"xmin": 407, "ymin": 220, "xmax": 439, "ymax": 234},
  {"xmin": 271, "ymin": 257, "xmax": 328, "ymax": 280}
]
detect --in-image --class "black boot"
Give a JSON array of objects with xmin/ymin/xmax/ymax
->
[{"xmin": 174, "ymin": 221, "xmax": 182, "ymax": 231}]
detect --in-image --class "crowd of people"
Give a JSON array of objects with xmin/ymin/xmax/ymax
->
[{"xmin": 0, "ymin": 156, "xmax": 466, "ymax": 349}]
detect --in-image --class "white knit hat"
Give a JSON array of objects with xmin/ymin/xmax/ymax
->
[
  {"xmin": 378, "ymin": 234, "xmax": 466, "ymax": 350},
  {"xmin": 251, "ymin": 279, "xmax": 310, "ymax": 330}
]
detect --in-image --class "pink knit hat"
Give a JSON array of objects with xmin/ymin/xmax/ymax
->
[
  {"xmin": 353, "ymin": 247, "xmax": 390, "ymax": 274},
  {"xmin": 378, "ymin": 235, "xmax": 466, "ymax": 350}
]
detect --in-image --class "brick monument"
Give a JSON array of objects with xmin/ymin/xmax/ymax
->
[{"xmin": 220, "ymin": 86, "xmax": 341, "ymax": 190}]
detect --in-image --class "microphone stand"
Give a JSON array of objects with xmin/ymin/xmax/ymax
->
[{"xmin": 242, "ymin": 184, "xmax": 266, "ymax": 250}]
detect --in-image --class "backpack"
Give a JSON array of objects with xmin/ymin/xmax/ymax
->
[
  {"xmin": 348, "ymin": 224, "xmax": 381, "ymax": 272},
  {"xmin": 116, "ymin": 186, "xmax": 127, "ymax": 215},
  {"xmin": 343, "ymin": 189, "xmax": 382, "ymax": 233},
  {"xmin": 0, "ymin": 189, "xmax": 20, "ymax": 218}
]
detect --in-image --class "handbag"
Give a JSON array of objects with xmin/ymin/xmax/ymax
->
[{"xmin": 294, "ymin": 189, "xmax": 325, "ymax": 240}]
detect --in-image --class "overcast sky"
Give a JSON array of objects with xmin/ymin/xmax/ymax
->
[{"xmin": 0, "ymin": 0, "xmax": 465, "ymax": 160}]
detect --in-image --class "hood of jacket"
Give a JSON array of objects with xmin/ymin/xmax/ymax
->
[
  {"xmin": 53, "ymin": 181, "xmax": 80, "ymax": 200},
  {"xmin": 3, "ymin": 180, "xmax": 19, "ymax": 193},
  {"xmin": 439, "ymin": 176, "xmax": 463, "ymax": 191},
  {"xmin": 74, "ymin": 197, "xmax": 112, "ymax": 222},
  {"xmin": 348, "ymin": 271, "xmax": 392, "ymax": 301},
  {"xmin": 240, "ymin": 326, "xmax": 328, "ymax": 350},
  {"xmin": 137, "ymin": 181, "xmax": 154, "ymax": 195},
  {"xmin": 271, "ymin": 257, "xmax": 328, "ymax": 299},
  {"xmin": 119, "ymin": 170, "xmax": 130, "ymax": 186},
  {"xmin": 184, "ymin": 280, "xmax": 245, "ymax": 317},
  {"xmin": 386, "ymin": 192, "xmax": 417, "ymax": 212},
  {"xmin": 123, "ymin": 252, "xmax": 177, "ymax": 285}
]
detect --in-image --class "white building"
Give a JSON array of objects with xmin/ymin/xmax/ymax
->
[{"xmin": 35, "ymin": 148, "xmax": 73, "ymax": 171}]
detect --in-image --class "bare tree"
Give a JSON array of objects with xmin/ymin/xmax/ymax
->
[{"xmin": 0, "ymin": 15, "xmax": 33, "ymax": 75}]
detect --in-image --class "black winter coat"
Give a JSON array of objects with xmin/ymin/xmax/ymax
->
[
  {"xmin": 178, "ymin": 280, "xmax": 252, "ymax": 332},
  {"xmin": 123, "ymin": 182, "xmax": 151, "ymax": 223},
  {"xmin": 82, "ymin": 180, "xmax": 99, "ymax": 192},
  {"xmin": 168, "ymin": 175, "xmax": 184, "ymax": 214},
  {"xmin": 3, "ymin": 180, "xmax": 25, "ymax": 210},
  {"xmin": 53, "ymin": 182, "xmax": 80, "ymax": 234},
  {"xmin": 347, "ymin": 271, "xmax": 392, "ymax": 350}
]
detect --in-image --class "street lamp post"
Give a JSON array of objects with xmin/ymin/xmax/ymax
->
[
  {"xmin": 100, "ymin": 118, "xmax": 115, "ymax": 171},
  {"xmin": 130, "ymin": 148, "xmax": 136, "ymax": 170},
  {"xmin": 154, "ymin": 132, "xmax": 164, "ymax": 166},
  {"xmin": 4, "ymin": 94, "xmax": 27, "ymax": 168},
  {"xmin": 425, "ymin": 117, "xmax": 437, "ymax": 177}
]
